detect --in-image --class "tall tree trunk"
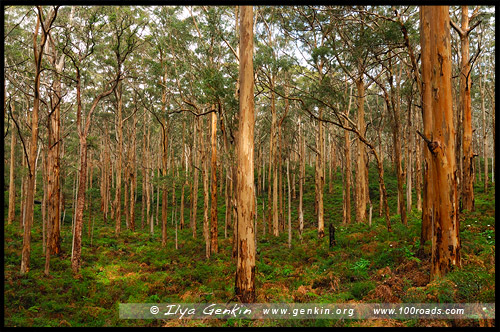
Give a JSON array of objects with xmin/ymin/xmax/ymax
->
[
  {"xmin": 415, "ymin": 107, "xmax": 423, "ymax": 212},
  {"xmin": 141, "ymin": 110, "xmax": 147, "ymax": 229},
  {"xmin": 422, "ymin": 6, "xmax": 461, "ymax": 279},
  {"xmin": 268, "ymin": 81, "xmax": 278, "ymax": 237},
  {"xmin": 161, "ymin": 120, "xmax": 169, "ymax": 247},
  {"xmin": 129, "ymin": 113, "xmax": 137, "ymax": 231},
  {"xmin": 235, "ymin": 5, "xmax": 256, "ymax": 303},
  {"xmin": 70, "ymin": 62, "xmax": 118, "ymax": 274},
  {"xmin": 343, "ymin": 85, "xmax": 354, "ymax": 225},
  {"xmin": 355, "ymin": 77, "xmax": 367, "ymax": 223},
  {"xmin": 479, "ymin": 57, "xmax": 488, "ymax": 192},
  {"xmin": 45, "ymin": 30, "xmax": 64, "ymax": 266},
  {"xmin": 180, "ymin": 119, "xmax": 186, "ymax": 230},
  {"xmin": 316, "ymin": 108, "xmax": 325, "ymax": 237},
  {"xmin": 457, "ymin": 6, "xmax": 475, "ymax": 211},
  {"xmin": 420, "ymin": 6, "xmax": 433, "ymax": 246},
  {"xmin": 278, "ymin": 128, "xmax": 284, "ymax": 232},
  {"xmin": 146, "ymin": 122, "xmax": 152, "ymax": 235},
  {"xmin": 406, "ymin": 103, "xmax": 414, "ymax": 214},
  {"xmin": 298, "ymin": 115, "xmax": 304, "ymax": 239},
  {"xmin": 8, "ymin": 116, "xmax": 16, "ymax": 225},
  {"xmin": 72, "ymin": 134, "xmax": 88, "ymax": 274},
  {"xmin": 21, "ymin": 7, "xmax": 57, "ymax": 275},
  {"xmin": 287, "ymin": 159, "xmax": 291, "ymax": 248},
  {"xmin": 210, "ymin": 111, "xmax": 218, "ymax": 254},
  {"xmin": 202, "ymin": 117, "xmax": 210, "ymax": 258},
  {"xmin": 390, "ymin": 66, "xmax": 407, "ymax": 226},
  {"xmin": 114, "ymin": 79, "xmax": 123, "ymax": 235},
  {"xmin": 124, "ymin": 143, "xmax": 130, "ymax": 229},
  {"xmin": 225, "ymin": 168, "xmax": 230, "ymax": 238},
  {"xmin": 191, "ymin": 117, "xmax": 199, "ymax": 238},
  {"xmin": 377, "ymin": 98, "xmax": 384, "ymax": 217},
  {"xmin": 42, "ymin": 152, "xmax": 48, "ymax": 254},
  {"xmin": 20, "ymin": 151, "xmax": 27, "ymax": 229}
]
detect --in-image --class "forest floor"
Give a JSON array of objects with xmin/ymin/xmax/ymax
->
[{"xmin": 3, "ymin": 164, "xmax": 496, "ymax": 327}]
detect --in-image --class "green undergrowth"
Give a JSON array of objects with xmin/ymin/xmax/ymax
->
[{"xmin": 4, "ymin": 163, "xmax": 495, "ymax": 327}]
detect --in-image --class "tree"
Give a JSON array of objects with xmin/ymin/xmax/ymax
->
[
  {"xmin": 420, "ymin": 6, "xmax": 433, "ymax": 247},
  {"xmin": 235, "ymin": 5, "xmax": 256, "ymax": 303},
  {"xmin": 420, "ymin": 5, "xmax": 460, "ymax": 280},
  {"xmin": 450, "ymin": 6, "xmax": 481, "ymax": 212},
  {"xmin": 44, "ymin": 6, "xmax": 71, "ymax": 274},
  {"xmin": 210, "ymin": 110, "xmax": 219, "ymax": 254},
  {"xmin": 7, "ymin": 109, "xmax": 17, "ymax": 225},
  {"xmin": 63, "ymin": 7, "xmax": 131, "ymax": 274},
  {"xmin": 20, "ymin": 6, "xmax": 59, "ymax": 275}
]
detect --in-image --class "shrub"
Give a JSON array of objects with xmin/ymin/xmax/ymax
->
[
  {"xmin": 351, "ymin": 281, "xmax": 375, "ymax": 300},
  {"xmin": 446, "ymin": 270, "xmax": 492, "ymax": 302}
]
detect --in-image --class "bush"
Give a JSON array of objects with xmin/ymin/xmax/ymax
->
[
  {"xmin": 446, "ymin": 270, "xmax": 492, "ymax": 302},
  {"xmin": 350, "ymin": 281, "xmax": 375, "ymax": 300}
]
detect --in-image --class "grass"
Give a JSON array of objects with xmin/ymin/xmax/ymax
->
[{"xmin": 3, "ymin": 162, "xmax": 495, "ymax": 327}]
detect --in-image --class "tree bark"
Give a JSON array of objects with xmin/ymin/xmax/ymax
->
[
  {"xmin": 390, "ymin": 64, "xmax": 407, "ymax": 225},
  {"xmin": 21, "ymin": 6, "xmax": 58, "ymax": 275},
  {"xmin": 114, "ymin": 78, "xmax": 123, "ymax": 235},
  {"xmin": 343, "ymin": 85, "xmax": 354, "ymax": 225},
  {"xmin": 161, "ymin": 120, "xmax": 169, "ymax": 247},
  {"xmin": 422, "ymin": 6, "xmax": 461, "ymax": 279},
  {"xmin": 415, "ymin": 106, "xmax": 423, "ymax": 212},
  {"xmin": 287, "ymin": 159, "xmax": 291, "ymax": 248},
  {"xmin": 210, "ymin": 110, "xmax": 218, "ymax": 254},
  {"xmin": 457, "ymin": 6, "xmax": 475, "ymax": 211},
  {"xmin": 70, "ymin": 60, "xmax": 119, "ymax": 274},
  {"xmin": 235, "ymin": 5, "xmax": 256, "ymax": 303},
  {"xmin": 316, "ymin": 107, "xmax": 325, "ymax": 237},
  {"xmin": 406, "ymin": 101, "xmax": 414, "ymax": 214},
  {"xmin": 480, "ymin": 64, "xmax": 488, "ymax": 192},
  {"xmin": 420, "ymin": 6, "xmax": 433, "ymax": 246},
  {"xmin": 8, "ymin": 115, "xmax": 16, "ymax": 225},
  {"xmin": 191, "ymin": 117, "xmax": 199, "ymax": 238},
  {"xmin": 45, "ymin": 28, "xmax": 65, "ymax": 266},
  {"xmin": 202, "ymin": 117, "xmax": 210, "ymax": 258},
  {"xmin": 355, "ymin": 78, "xmax": 368, "ymax": 223},
  {"xmin": 129, "ymin": 113, "xmax": 137, "ymax": 231},
  {"xmin": 298, "ymin": 115, "xmax": 304, "ymax": 239}
]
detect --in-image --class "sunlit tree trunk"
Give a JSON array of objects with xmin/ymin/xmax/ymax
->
[
  {"xmin": 124, "ymin": 143, "xmax": 130, "ymax": 229},
  {"xmin": 45, "ymin": 28, "xmax": 65, "ymax": 266},
  {"xmin": 421, "ymin": 6, "xmax": 460, "ymax": 279},
  {"xmin": 343, "ymin": 86, "xmax": 354, "ymax": 225},
  {"xmin": 316, "ymin": 107, "xmax": 325, "ymax": 237},
  {"xmin": 161, "ymin": 119, "xmax": 169, "ymax": 247},
  {"xmin": 202, "ymin": 117, "xmax": 210, "ymax": 258},
  {"xmin": 390, "ymin": 64, "xmax": 407, "ymax": 225},
  {"xmin": 114, "ymin": 77, "xmax": 123, "ymax": 234},
  {"xmin": 210, "ymin": 110, "xmax": 218, "ymax": 254},
  {"xmin": 479, "ymin": 56, "xmax": 488, "ymax": 192},
  {"xmin": 235, "ymin": 5, "xmax": 256, "ymax": 303},
  {"xmin": 71, "ymin": 59, "xmax": 119, "ymax": 274},
  {"xmin": 453, "ymin": 6, "xmax": 474, "ymax": 211},
  {"xmin": 129, "ymin": 113, "xmax": 137, "ymax": 231},
  {"xmin": 420, "ymin": 6, "xmax": 433, "ymax": 246},
  {"xmin": 355, "ymin": 77, "xmax": 367, "ymax": 223},
  {"xmin": 21, "ymin": 6, "xmax": 58, "ymax": 275},
  {"xmin": 415, "ymin": 107, "xmax": 423, "ymax": 212},
  {"xmin": 191, "ymin": 117, "xmax": 199, "ymax": 238},
  {"xmin": 141, "ymin": 110, "xmax": 147, "ymax": 229},
  {"xmin": 406, "ymin": 100, "xmax": 414, "ymax": 214}
]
